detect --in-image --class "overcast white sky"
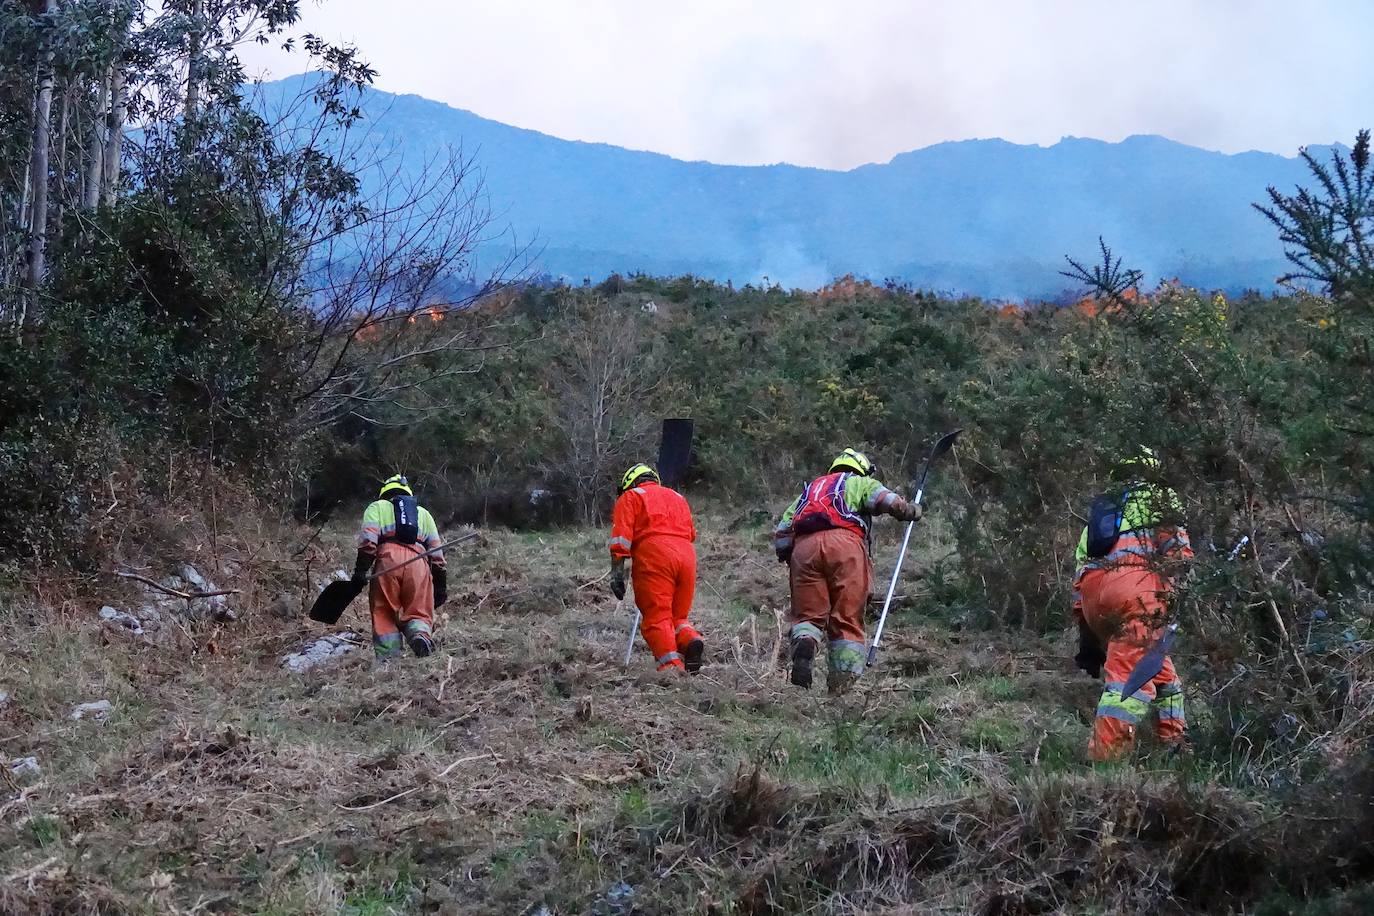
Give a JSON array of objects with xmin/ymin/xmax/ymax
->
[{"xmin": 239, "ymin": 0, "xmax": 1373, "ymax": 170}]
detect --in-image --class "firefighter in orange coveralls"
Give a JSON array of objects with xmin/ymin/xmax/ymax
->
[
  {"xmin": 1072, "ymin": 448, "xmax": 1193, "ymax": 760},
  {"xmin": 353, "ymin": 475, "xmax": 447, "ymax": 658},
  {"xmin": 608, "ymin": 463, "xmax": 705, "ymax": 673},
  {"xmin": 774, "ymin": 449, "xmax": 922, "ymax": 695}
]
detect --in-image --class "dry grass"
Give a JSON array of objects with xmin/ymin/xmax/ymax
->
[{"xmin": 1, "ymin": 510, "xmax": 1371, "ymax": 915}]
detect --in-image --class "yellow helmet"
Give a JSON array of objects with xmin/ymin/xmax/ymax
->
[
  {"xmin": 379, "ymin": 474, "xmax": 413, "ymax": 498},
  {"xmin": 619, "ymin": 463, "xmax": 659, "ymax": 494},
  {"xmin": 829, "ymin": 448, "xmax": 874, "ymax": 477},
  {"xmin": 1113, "ymin": 447, "xmax": 1161, "ymax": 479}
]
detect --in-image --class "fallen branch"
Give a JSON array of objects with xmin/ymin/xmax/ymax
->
[
  {"xmin": 3, "ymin": 854, "xmax": 60, "ymax": 886},
  {"xmin": 114, "ymin": 570, "xmax": 239, "ymax": 600},
  {"xmin": 337, "ymin": 787, "xmax": 419, "ymax": 811},
  {"xmin": 436, "ymin": 752, "xmax": 494, "ymax": 779},
  {"xmin": 274, "ymin": 825, "xmax": 328, "ymax": 848}
]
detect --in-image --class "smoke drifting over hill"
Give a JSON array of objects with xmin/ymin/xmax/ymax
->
[{"xmin": 260, "ymin": 76, "xmax": 1327, "ymax": 297}]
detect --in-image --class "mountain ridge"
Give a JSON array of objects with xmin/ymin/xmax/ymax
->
[{"xmin": 260, "ymin": 74, "xmax": 1323, "ymax": 296}]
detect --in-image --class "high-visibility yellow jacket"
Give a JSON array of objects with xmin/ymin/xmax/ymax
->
[
  {"xmin": 1072, "ymin": 482, "xmax": 1192, "ymax": 615},
  {"xmin": 357, "ymin": 499, "xmax": 446, "ymax": 567}
]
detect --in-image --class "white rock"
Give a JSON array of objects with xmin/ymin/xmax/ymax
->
[
  {"xmin": 0, "ymin": 690, "xmax": 10, "ymax": 706},
  {"xmin": 99, "ymin": 605, "xmax": 145, "ymax": 636},
  {"xmin": 70, "ymin": 699, "xmax": 113, "ymax": 721},
  {"xmin": 9, "ymin": 756, "xmax": 40, "ymax": 780},
  {"xmin": 282, "ymin": 632, "xmax": 365, "ymax": 673},
  {"xmin": 180, "ymin": 565, "xmax": 210, "ymax": 591}
]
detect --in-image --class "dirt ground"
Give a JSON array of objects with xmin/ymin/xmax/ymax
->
[{"xmin": 0, "ymin": 512, "xmax": 1306, "ymax": 915}]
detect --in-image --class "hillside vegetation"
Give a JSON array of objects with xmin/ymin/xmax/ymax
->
[{"xmin": 2, "ymin": 4, "xmax": 1374, "ymax": 914}]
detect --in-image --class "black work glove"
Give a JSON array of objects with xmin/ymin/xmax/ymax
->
[
  {"xmin": 610, "ymin": 568, "xmax": 627, "ymax": 601},
  {"xmin": 431, "ymin": 565, "xmax": 448, "ymax": 608},
  {"xmin": 351, "ymin": 550, "xmax": 372, "ymax": 584},
  {"xmin": 1074, "ymin": 622, "xmax": 1106, "ymax": 678},
  {"xmin": 893, "ymin": 499, "xmax": 923, "ymax": 523}
]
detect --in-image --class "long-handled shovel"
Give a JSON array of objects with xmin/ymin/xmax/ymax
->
[
  {"xmin": 867, "ymin": 429, "xmax": 962, "ymax": 667},
  {"xmin": 621, "ymin": 419, "xmax": 694, "ymax": 667},
  {"xmin": 308, "ymin": 531, "xmax": 479, "ymax": 624}
]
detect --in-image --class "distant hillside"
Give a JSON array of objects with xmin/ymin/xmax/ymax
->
[{"xmin": 258, "ymin": 75, "xmax": 1321, "ymax": 298}]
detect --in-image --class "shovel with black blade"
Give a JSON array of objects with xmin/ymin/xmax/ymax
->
[
  {"xmin": 867, "ymin": 429, "xmax": 962, "ymax": 668},
  {"xmin": 308, "ymin": 531, "xmax": 479, "ymax": 625}
]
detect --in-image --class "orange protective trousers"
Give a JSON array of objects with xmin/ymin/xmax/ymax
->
[
  {"xmin": 632, "ymin": 535, "xmax": 700, "ymax": 671},
  {"xmin": 1079, "ymin": 566, "xmax": 1186, "ymax": 761},
  {"xmin": 788, "ymin": 528, "xmax": 872, "ymax": 675},
  {"xmin": 369, "ymin": 541, "xmax": 435, "ymax": 657}
]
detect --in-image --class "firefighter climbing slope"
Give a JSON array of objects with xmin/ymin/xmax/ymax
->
[
  {"xmin": 774, "ymin": 448, "xmax": 921, "ymax": 695},
  {"xmin": 1072, "ymin": 448, "xmax": 1193, "ymax": 761},
  {"xmin": 353, "ymin": 475, "xmax": 448, "ymax": 658},
  {"xmin": 608, "ymin": 463, "xmax": 706, "ymax": 673}
]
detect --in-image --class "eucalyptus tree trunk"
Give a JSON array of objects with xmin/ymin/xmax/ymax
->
[
  {"xmin": 24, "ymin": 0, "xmax": 59, "ymax": 322},
  {"xmin": 84, "ymin": 67, "xmax": 111, "ymax": 210},
  {"xmin": 184, "ymin": 0, "xmax": 205, "ymax": 119},
  {"xmin": 101, "ymin": 63, "xmax": 127, "ymax": 206},
  {"xmin": 55, "ymin": 81, "xmax": 70, "ymax": 233}
]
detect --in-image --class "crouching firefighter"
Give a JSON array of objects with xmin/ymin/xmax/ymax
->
[
  {"xmin": 353, "ymin": 475, "xmax": 448, "ymax": 658},
  {"xmin": 1072, "ymin": 447, "xmax": 1193, "ymax": 761},
  {"xmin": 608, "ymin": 463, "xmax": 705, "ymax": 673},
  {"xmin": 774, "ymin": 449, "xmax": 921, "ymax": 695}
]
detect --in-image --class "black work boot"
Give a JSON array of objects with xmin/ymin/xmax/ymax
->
[
  {"xmin": 683, "ymin": 638, "xmax": 705, "ymax": 674},
  {"xmin": 790, "ymin": 639, "xmax": 816, "ymax": 689},
  {"xmin": 408, "ymin": 632, "xmax": 434, "ymax": 658}
]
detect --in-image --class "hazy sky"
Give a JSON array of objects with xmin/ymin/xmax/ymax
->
[{"xmin": 239, "ymin": 0, "xmax": 1373, "ymax": 170}]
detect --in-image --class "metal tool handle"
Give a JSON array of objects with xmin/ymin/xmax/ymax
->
[
  {"xmin": 867, "ymin": 519, "xmax": 916, "ymax": 666},
  {"xmin": 366, "ymin": 531, "xmax": 478, "ymax": 580},
  {"xmin": 622, "ymin": 601, "xmax": 641, "ymax": 666}
]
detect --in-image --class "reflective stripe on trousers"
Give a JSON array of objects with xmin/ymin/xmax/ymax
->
[
  {"xmin": 374, "ymin": 632, "xmax": 405, "ymax": 658},
  {"xmin": 828, "ymin": 638, "xmax": 865, "ymax": 675}
]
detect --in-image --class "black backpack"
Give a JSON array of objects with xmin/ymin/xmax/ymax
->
[
  {"xmin": 1085, "ymin": 489, "xmax": 1129, "ymax": 558},
  {"xmin": 389, "ymin": 495, "xmax": 420, "ymax": 545}
]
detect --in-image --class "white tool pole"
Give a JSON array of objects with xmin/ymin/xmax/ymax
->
[{"xmin": 621, "ymin": 600, "xmax": 641, "ymax": 666}]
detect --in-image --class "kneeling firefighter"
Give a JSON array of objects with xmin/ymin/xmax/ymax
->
[
  {"xmin": 353, "ymin": 475, "xmax": 448, "ymax": 658},
  {"xmin": 774, "ymin": 449, "xmax": 921, "ymax": 694},
  {"xmin": 608, "ymin": 463, "xmax": 705, "ymax": 673},
  {"xmin": 1072, "ymin": 447, "xmax": 1193, "ymax": 761}
]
